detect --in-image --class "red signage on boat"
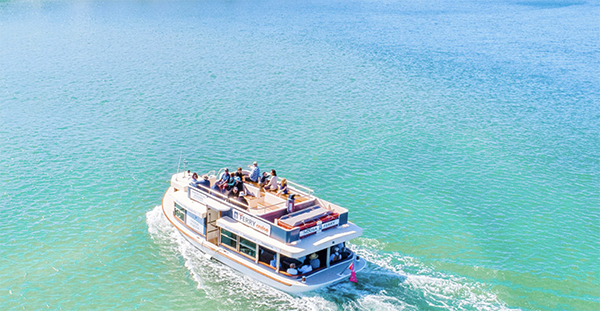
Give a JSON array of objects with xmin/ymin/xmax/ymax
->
[{"xmin": 298, "ymin": 213, "xmax": 339, "ymax": 238}]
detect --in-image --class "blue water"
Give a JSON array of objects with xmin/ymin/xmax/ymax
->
[{"xmin": 1, "ymin": 0, "xmax": 599, "ymax": 310}]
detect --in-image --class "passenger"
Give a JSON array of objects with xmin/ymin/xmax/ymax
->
[
  {"xmin": 329, "ymin": 247, "xmax": 342, "ymax": 263},
  {"xmin": 270, "ymin": 256, "xmax": 277, "ymax": 268},
  {"xmin": 189, "ymin": 172, "xmax": 200, "ymax": 188},
  {"xmin": 236, "ymin": 167, "xmax": 244, "ymax": 179},
  {"xmin": 225, "ymin": 172, "xmax": 236, "ymax": 191},
  {"xmin": 247, "ymin": 161, "xmax": 260, "ymax": 182},
  {"xmin": 277, "ymin": 178, "xmax": 289, "ymax": 195},
  {"xmin": 197, "ymin": 175, "xmax": 210, "ymax": 190},
  {"xmin": 212, "ymin": 168, "xmax": 230, "ymax": 192},
  {"xmin": 298, "ymin": 264, "xmax": 313, "ymax": 274},
  {"xmin": 286, "ymin": 263, "xmax": 298, "ymax": 275},
  {"xmin": 228, "ymin": 175, "xmax": 244, "ymax": 193},
  {"xmin": 309, "ymin": 253, "xmax": 320, "ymax": 269},
  {"xmin": 264, "ymin": 169, "xmax": 278, "ymax": 191},
  {"xmin": 258, "ymin": 172, "xmax": 269, "ymax": 187}
]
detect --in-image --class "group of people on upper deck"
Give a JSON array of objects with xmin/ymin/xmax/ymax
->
[{"xmin": 189, "ymin": 162, "xmax": 289, "ymax": 205}]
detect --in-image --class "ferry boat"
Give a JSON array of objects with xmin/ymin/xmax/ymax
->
[{"xmin": 161, "ymin": 168, "xmax": 366, "ymax": 293}]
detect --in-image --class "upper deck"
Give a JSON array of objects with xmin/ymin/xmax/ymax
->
[{"xmin": 169, "ymin": 171, "xmax": 358, "ymax": 246}]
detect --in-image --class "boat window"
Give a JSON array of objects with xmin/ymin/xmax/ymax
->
[
  {"xmin": 258, "ymin": 247, "xmax": 276, "ymax": 268},
  {"xmin": 239, "ymin": 237, "xmax": 256, "ymax": 258},
  {"xmin": 174, "ymin": 203, "xmax": 186, "ymax": 222},
  {"xmin": 279, "ymin": 254, "xmax": 303, "ymax": 272},
  {"xmin": 220, "ymin": 229, "xmax": 237, "ymax": 249}
]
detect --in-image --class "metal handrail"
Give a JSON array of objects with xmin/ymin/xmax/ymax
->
[
  {"xmin": 251, "ymin": 200, "xmax": 287, "ymax": 215},
  {"xmin": 286, "ymin": 180, "xmax": 314, "ymax": 196}
]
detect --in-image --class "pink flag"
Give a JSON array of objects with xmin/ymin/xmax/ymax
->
[{"xmin": 348, "ymin": 261, "xmax": 357, "ymax": 283}]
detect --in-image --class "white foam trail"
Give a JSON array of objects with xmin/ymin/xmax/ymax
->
[
  {"xmin": 147, "ymin": 206, "xmax": 517, "ymax": 310},
  {"xmin": 146, "ymin": 205, "xmax": 335, "ymax": 310}
]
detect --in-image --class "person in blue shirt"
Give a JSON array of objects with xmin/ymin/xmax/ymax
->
[
  {"xmin": 277, "ymin": 178, "xmax": 289, "ymax": 195},
  {"xmin": 197, "ymin": 175, "xmax": 210, "ymax": 190},
  {"xmin": 258, "ymin": 172, "xmax": 269, "ymax": 187},
  {"xmin": 212, "ymin": 168, "xmax": 230, "ymax": 192},
  {"xmin": 309, "ymin": 253, "xmax": 320, "ymax": 269},
  {"xmin": 329, "ymin": 247, "xmax": 342, "ymax": 263},
  {"xmin": 247, "ymin": 161, "xmax": 260, "ymax": 182},
  {"xmin": 189, "ymin": 172, "xmax": 200, "ymax": 188}
]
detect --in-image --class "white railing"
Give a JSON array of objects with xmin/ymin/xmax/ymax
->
[{"xmin": 286, "ymin": 180, "xmax": 314, "ymax": 197}]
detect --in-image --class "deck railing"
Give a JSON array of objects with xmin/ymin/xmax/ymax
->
[{"xmin": 186, "ymin": 174, "xmax": 347, "ymax": 243}]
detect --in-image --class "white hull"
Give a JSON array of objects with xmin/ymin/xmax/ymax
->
[{"xmin": 162, "ymin": 186, "xmax": 366, "ymax": 294}]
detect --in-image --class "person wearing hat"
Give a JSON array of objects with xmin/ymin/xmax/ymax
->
[
  {"xmin": 329, "ymin": 246, "xmax": 342, "ymax": 263},
  {"xmin": 309, "ymin": 253, "xmax": 320, "ymax": 269},
  {"xmin": 197, "ymin": 174, "xmax": 210, "ymax": 190},
  {"xmin": 228, "ymin": 174, "xmax": 244, "ymax": 194},
  {"xmin": 247, "ymin": 161, "xmax": 260, "ymax": 183}
]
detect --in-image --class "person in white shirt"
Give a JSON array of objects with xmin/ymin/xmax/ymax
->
[
  {"xmin": 298, "ymin": 264, "xmax": 313, "ymax": 274},
  {"xmin": 330, "ymin": 247, "xmax": 342, "ymax": 263},
  {"xmin": 286, "ymin": 263, "xmax": 298, "ymax": 275},
  {"xmin": 264, "ymin": 169, "xmax": 278, "ymax": 191}
]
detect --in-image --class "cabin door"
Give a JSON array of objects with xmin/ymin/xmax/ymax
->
[{"xmin": 206, "ymin": 208, "xmax": 220, "ymax": 245}]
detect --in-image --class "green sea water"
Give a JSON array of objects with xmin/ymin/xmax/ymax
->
[{"xmin": 1, "ymin": 0, "xmax": 598, "ymax": 310}]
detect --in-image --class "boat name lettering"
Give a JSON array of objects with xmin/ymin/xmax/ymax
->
[
  {"xmin": 299, "ymin": 219, "xmax": 339, "ymax": 238},
  {"xmin": 232, "ymin": 210, "xmax": 271, "ymax": 236}
]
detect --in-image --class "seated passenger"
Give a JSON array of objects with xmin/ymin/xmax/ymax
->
[
  {"xmin": 212, "ymin": 168, "xmax": 230, "ymax": 192},
  {"xmin": 338, "ymin": 242, "xmax": 351, "ymax": 259},
  {"xmin": 298, "ymin": 264, "xmax": 312, "ymax": 274},
  {"xmin": 228, "ymin": 175, "xmax": 244, "ymax": 194},
  {"xmin": 286, "ymin": 263, "xmax": 298, "ymax": 275},
  {"xmin": 270, "ymin": 257, "xmax": 277, "ymax": 268},
  {"xmin": 277, "ymin": 178, "xmax": 289, "ymax": 195},
  {"xmin": 189, "ymin": 172, "xmax": 200, "ymax": 188},
  {"xmin": 247, "ymin": 161, "xmax": 260, "ymax": 182},
  {"xmin": 224, "ymin": 172, "xmax": 236, "ymax": 192},
  {"xmin": 197, "ymin": 175, "xmax": 210, "ymax": 190},
  {"xmin": 330, "ymin": 247, "xmax": 342, "ymax": 263},
  {"xmin": 309, "ymin": 253, "xmax": 320, "ymax": 269},
  {"xmin": 258, "ymin": 172, "xmax": 269, "ymax": 187},
  {"xmin": 264, "ymin": 169, "xmax": 278, "ymax": 191}
]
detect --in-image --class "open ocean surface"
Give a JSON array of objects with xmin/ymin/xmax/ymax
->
[{"xmin": 1, "ymin": 0, "xmax": 599, "ymax": 310}]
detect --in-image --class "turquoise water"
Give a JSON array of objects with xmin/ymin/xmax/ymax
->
[{"xmin": 1, "ymin": 0, "xmax": 598, "ymax": 310}]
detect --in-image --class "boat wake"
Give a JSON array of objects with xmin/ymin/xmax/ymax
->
[{"xmin": 147, "ymin": 205, "xmax": 513, "ymax": 310}]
